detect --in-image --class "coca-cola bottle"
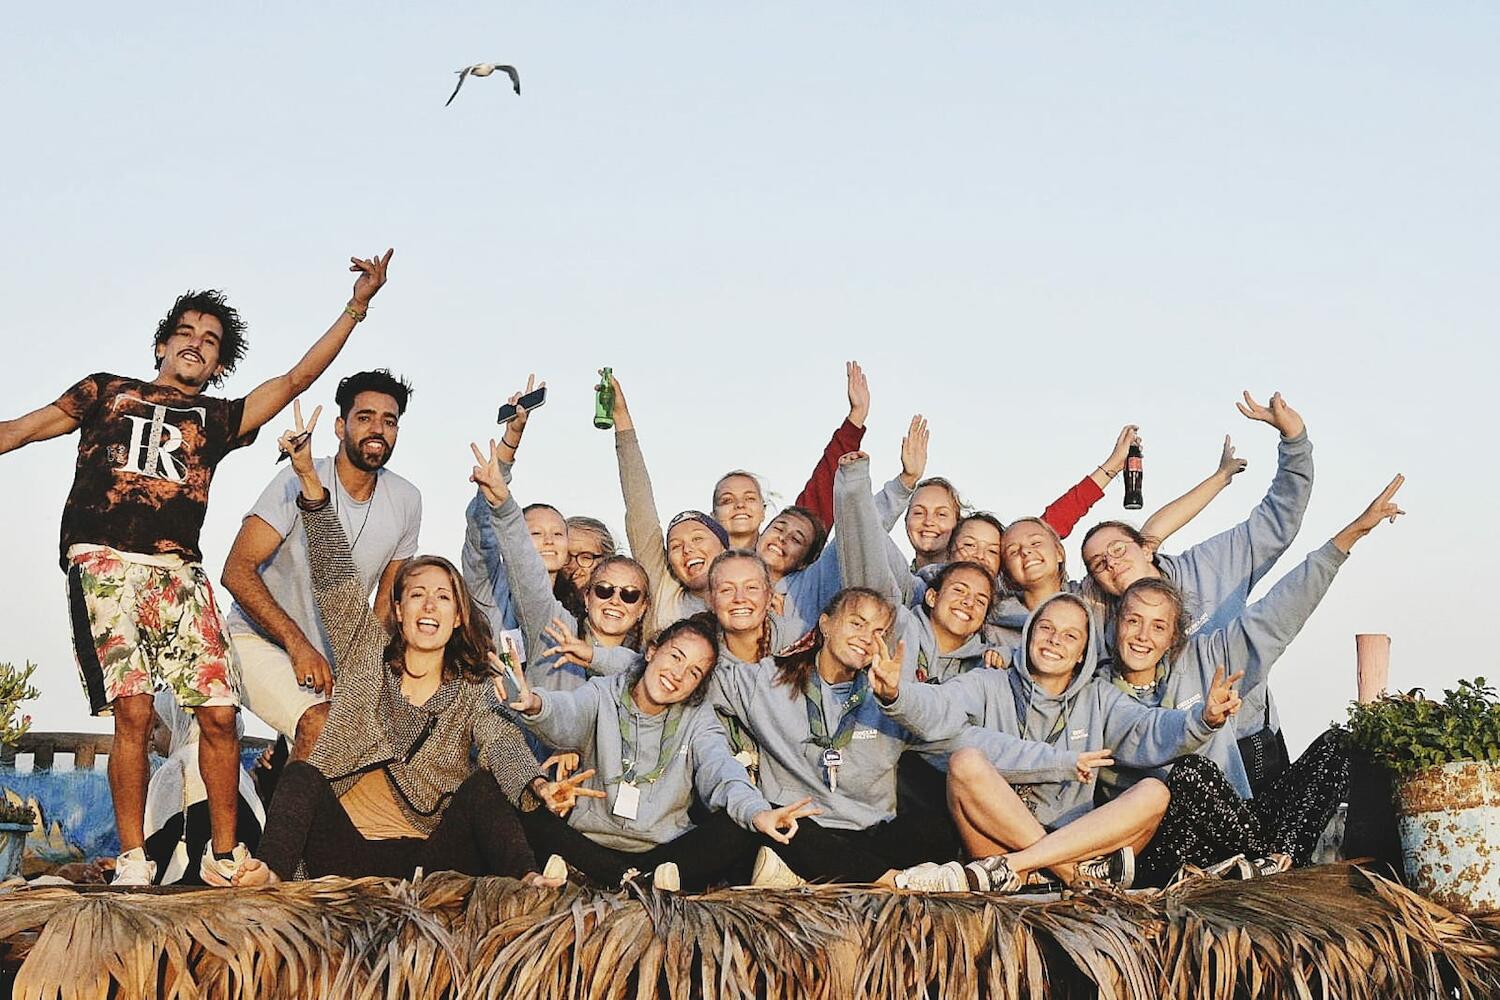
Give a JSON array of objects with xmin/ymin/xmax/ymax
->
[{"xmin": 1123, "ymin": 443, "xmax": 1144, "ymax": 510}]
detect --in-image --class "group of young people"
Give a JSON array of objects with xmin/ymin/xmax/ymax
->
[{"xmin": 0, "ymin": 257, "xmax": 1404, "ymax": 894}]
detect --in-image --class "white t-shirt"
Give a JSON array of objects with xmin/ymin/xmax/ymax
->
[{"xmin": 225, "ymin": 457, "xmax": 421, "ymax": 664}]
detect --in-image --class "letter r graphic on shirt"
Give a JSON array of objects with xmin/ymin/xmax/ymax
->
[{"xmin": 118, "ymin": 403, "xmax": 202, "ymax": 481}]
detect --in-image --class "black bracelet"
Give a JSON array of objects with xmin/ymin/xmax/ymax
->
[{"xmin": 295, "ymin": 489, "xmax": 332, "ymax": 512}]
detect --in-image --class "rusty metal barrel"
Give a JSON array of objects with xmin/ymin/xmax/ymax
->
[{"xmin": 1396, "ymin": 760, "xmax": 1500, "ymax": 913}]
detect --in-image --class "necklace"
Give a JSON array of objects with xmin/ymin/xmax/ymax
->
[
  {"xmin": 333, "ymin": 469, "xmax": 379, "ymax": 553},
  {"xmin": 1128, "ymin": 678, "xmax": 1158, "ymax": 696}
]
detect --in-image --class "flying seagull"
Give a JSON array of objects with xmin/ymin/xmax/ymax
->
[{"xmin": 446, "ymin": 64, "xmax": 521, "ymax": 106}]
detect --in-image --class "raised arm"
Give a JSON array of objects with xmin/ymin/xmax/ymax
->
[
  {"xmin": 793, "ymin": 361, "xmax": 870, "ymax": 530},
  {"xmin": 0, "ymin": 402, "xmax": 79, "ymax": 457},
  {"xmin": 469, "ymin": 438, "xmax": 568, "ymax": 672},
  {"xmin": 1040, "ymin": 424, "xmax": 1140, "ymax": 539},
  {"xmin": 1206, "ymin": 474, "xmax": 1402, "ymax": 694},
  {"xmin": 282, "ymin": 404, "xmax": 387, "ymax": 676},
  {"xmin": 237, "ymin": 250, "xmax": 393, "ymax": 437},
  {"xmin": 1167, "ymin": 392, "xmax": 1314, "ymax": 600},
  {"xmin": 610, "ymin": 374, "xmax": 680, "ymax": 621},
  {"xmin": 834, "ymin": 453, "xmax": 905, "ymax": 607},
  {"xmin": 1140, "ymin": 435, "xmax": 1248, "ymax": 551}
]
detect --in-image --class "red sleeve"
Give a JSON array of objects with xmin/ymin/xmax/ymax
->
[
  {"xmin": 1039, "ymin": 475, "xmax": 1105, "ymax": 539},
  {"xmin": 795, "ymin": 419, "xmax": 866, "ymax": 529}
]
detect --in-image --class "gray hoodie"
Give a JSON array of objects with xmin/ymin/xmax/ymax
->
[
  {"xmin": 776, "ymin": 474, "xmax": 914, "ymax": 626},
  {"xmin": 882, "ymin": 592, "xmax": 1220, "ymax": 829},
  {"xmin": 487, "ymin": 495, "xmax": 640, "ymax": 692},
  {"xmin": 526, "ymin": 670, "xmax": 772, "ymax": 852},
  {"xmin": 1104, "ymin": 538, "xmax": 1348, "ymax": 798},
  {"xmin": 710, "ymin": 651, "xmax": 1076, "ymax": 831},
  {"xmin": 616, "ymin": 429, "xmax": 710, "ymax": 636},
  {"xmin": 834, "ymin": 458, "xmax": 991, "ymax": 682},
  {"xmin": 1148, "ymin": 430, "xmax": 1315, "ymax": 736}
]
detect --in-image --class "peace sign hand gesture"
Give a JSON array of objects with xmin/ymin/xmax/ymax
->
[
  {"xmin": 1073, "ymin": 748, "xmax": 1116, "ymax": 783},
  {"xmin": 470, "ymin": 439, "xmax": 512, "ymax": 508},
  {"xmin": 487, "ymin": 638, "xmax": 539, "ymax": 715},
  {"xmin": 279, "ymin": 400, "xmax": 324, "ymax": 497},
  {"xmin": 536, "ymin": 768, "xmax": 608, "ymax": 817},
  {"xmin": 1201, "ymin": 665, "xmax": 1246, "ymax": 728},
  {"xmin": 541, "ymin": 618, "xmax": 595, "ymax": 671},
  {"xmin": 752, "ymin": 796, "xmax": 823, "ymax": 844},
  {"xmin": 869, "ymin": 634, "xmax": 906, "ymax": 703}
]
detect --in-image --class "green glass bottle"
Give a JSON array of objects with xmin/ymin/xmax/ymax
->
[{"xmin": 594, "ymin": 367, "xmax": 615, "ymax": 429}]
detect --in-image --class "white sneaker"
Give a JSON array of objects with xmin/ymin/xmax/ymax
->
[
  {"xmin": 199, "ymin": 843, "xmax": 251, "ymax": 886},
  {"xmin": 1076, "ymin": 847, "xmax": 1135, "ymax": 888},
  {"xmin": 542, "ymin": 854, "xmax": 568, "ymax": 882},
  {"xmin": 652, "ymin": 862, "xmax": 681, "ymax": 892},
  {"xmin": 749, "ymin": 846, "xmax": 806, "ymax": 889},
  {"xmin": 894, "ymin": 861, "xmax": 967, "ymax": 892},
  {"xmin": 113, "ymin": 848, "xmax": 156, "ymax": 887}
]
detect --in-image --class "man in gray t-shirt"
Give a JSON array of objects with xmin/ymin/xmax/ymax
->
[{"xmin": 222, "ymin": 370, "xmax": 421, "ymax": 758}]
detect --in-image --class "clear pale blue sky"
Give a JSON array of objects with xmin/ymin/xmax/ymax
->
[{"xmin": 2, "ymin": 4, "xmax": 1495, "ymax": 750}]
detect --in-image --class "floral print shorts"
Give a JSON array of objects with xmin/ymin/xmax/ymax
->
[{"xmin": 66, "ymin": 547, "xmax": 241, "ymax": 716}]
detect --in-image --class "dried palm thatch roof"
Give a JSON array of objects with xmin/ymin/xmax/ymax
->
[{"xmin": 2, "ymin": 863, "xmax": 1498, "ymax": 999}]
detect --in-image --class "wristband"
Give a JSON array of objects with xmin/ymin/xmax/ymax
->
[
  {"xmin": 1097, "ymin": 464, "xmax": 1117, "ymax": 480},
  {"xmin": 295, "ymin": 489, "xmax": 332, "ymax": 512},
  {"xmin": 344, "ymin": 300, "xmax": 368, "ymax": 323}
]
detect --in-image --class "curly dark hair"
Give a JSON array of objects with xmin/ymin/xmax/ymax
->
[
  {"xmin": 335, "ymin": 369, "xmax": 414, "ymax": 418},
  {"xmin": 153, "ymin": 289, "xmax": 248, "ymax": 387}
]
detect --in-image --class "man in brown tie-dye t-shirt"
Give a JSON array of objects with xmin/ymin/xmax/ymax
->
[{"xmin": 0, "ymin": 248, "xmax": 392, "ymax": 887}]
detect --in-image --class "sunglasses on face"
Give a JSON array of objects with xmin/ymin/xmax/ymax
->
[{"xmin": 592, "ymin": 582, "xmax": 644, "ymax": 605}]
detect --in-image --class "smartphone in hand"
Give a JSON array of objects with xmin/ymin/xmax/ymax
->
[{"xmin": 497, "ymin": 386, "xmax": 547, "ymax": 424}]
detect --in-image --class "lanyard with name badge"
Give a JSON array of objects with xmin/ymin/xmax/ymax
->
[
  {"xmin": 804, "ymin": 671, "xmax": 870, "ymax": 792},
  {"xmin": 612, "ymin": 689, "xmax": 685, "ymax": 821}
]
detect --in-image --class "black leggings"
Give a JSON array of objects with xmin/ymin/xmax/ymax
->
[
  {"xmin": 1137, "ymin": 728, "xmax": 1350, "ymax": 884},
  {"xmin": 773, "ymin": 808, "xmax": 960, "ymax": 883},
  {"xmin": 521, "ymin": 806, "xmax": 759, "ymax": 891},
  {"xmin": 258, "ymin": 762, "xmax": 537, "ymax": 881}
]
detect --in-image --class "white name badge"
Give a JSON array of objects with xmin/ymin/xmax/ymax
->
[{"xmin": 613, "ymin": 781, "xmax": 641, "ymax": 820}]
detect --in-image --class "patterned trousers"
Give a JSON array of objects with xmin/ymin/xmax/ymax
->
[{"xmin": 1137, "ymin": 728, "xmax": 1351, "ymax": 883}]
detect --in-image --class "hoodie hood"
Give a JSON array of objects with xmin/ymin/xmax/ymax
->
[{"xmin": 1006, "ymin": 592, "xmax": 1101, "ymax": 743}]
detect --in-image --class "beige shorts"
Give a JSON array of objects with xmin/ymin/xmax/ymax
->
[{"xmin": 230, "ymin": 630, "xmax": 330, "ymax": 740}]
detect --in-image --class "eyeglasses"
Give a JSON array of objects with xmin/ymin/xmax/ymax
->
[
  {"xmin": 568, "ymin": 550, "xmax": 603, "ymax": 569},
  {"xmin": 592, "ymin": 582, "xmax": 644, "ymax": 605},
  {"xmin": 1086, "ymin": 539, "xmax": 1134, "ymax": 574}
]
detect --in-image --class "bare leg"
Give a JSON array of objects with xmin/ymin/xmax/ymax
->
[
  {"xmin": 108, "ymin": 694, "xmax": 155, "ymax": 853},
  {"xmin": 946, "ymin": 748, "xmax": 1051, "ymax": 858},
  {"xmin": 193, "ymin": 705, "xmax": 241, "ymax": 853},
  {"xmin": 290, "ymin": 702, "xmax": 329, "ymax": 762},
  {"xmin": 1003, "ymin": 779, "xmax": 1169, "ymax": 882}
]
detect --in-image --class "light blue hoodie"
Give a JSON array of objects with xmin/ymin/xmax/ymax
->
[
  {"xmin": 710, "ymin": 650, "xmax": 1076, "ymax": 831},
  {"xmin": 1103, "ymin": 538, "xmax": 1348, "ymax": 798},
  {"xmin": 525, "ymin": 670, "xmax": 772, "ymax": 852},
  {"xmin": 881, "ymin": 591, "xmax": 1221, "ymax": 829},
  {"xmin": 485, "ymin": 495, "xmax": 640, "ymax": 692},
  {"xmin": 463, "ymin": 461, "xmax": 518, "ymax": 638}
]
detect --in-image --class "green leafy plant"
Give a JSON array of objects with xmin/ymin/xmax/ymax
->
[
  {"xmin": 1340, "ymin": 678, "xmax": 1500, "ymax": 776},
  {"xmin": 0, "ymin": 660, "xmax": 40, "ymax": 748}
]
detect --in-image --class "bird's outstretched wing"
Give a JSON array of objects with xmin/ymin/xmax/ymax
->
[
  {"xmin": 445, "ymin": 66, "xmax": 473, "ymax": 107},
  {"xmin": 498, "ymin": 64, "xmax": 521, "ymax": 95}
]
